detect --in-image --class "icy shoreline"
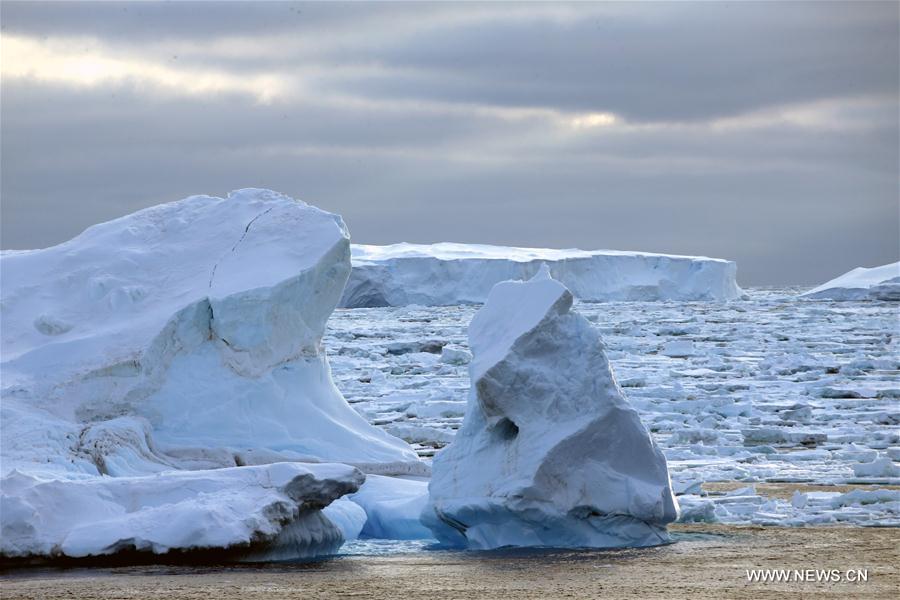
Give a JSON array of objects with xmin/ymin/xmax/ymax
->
[{"xmin": 3, "ymin": 525, "xmax": 898, "ymax": 600}]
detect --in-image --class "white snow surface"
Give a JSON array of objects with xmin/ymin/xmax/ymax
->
[
  {"xmin": 1, "ymin": 462, "xmax": 365, "ymax": 560},
  {"xmin": 422, "ymin": 267, "xmax": 678, "ymax": 549},
  {"xmin": 340, "ymin": 242, "xmax": 742, "ymax": 307},
  {"xmin": 802, "ymin": 262, "xmax": 900, "ymax": 301}
]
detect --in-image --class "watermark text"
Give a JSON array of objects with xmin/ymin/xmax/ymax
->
[{"xmin": 746, "ymin": 568, "xmax": 868, "ymax": 584}]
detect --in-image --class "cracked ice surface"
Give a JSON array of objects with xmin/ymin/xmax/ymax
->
[
  {"xmin": 0, "ymin": 189, "xmax": 418, "ymax": 560},
  {"xmin": 325, "ymin": 288, "xmax": 899, "ymax": 527}
]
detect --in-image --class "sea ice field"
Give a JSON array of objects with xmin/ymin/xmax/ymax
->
[
  {"xmin": 327, "ymin": 288, "xmax": 899, "ymax": 530},
  {"xmin": 2, "ymin": 191, "xmax": 896, "ymax": 562}
]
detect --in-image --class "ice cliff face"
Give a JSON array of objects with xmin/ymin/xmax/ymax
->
[
  {"xmin": 340, "ymin": 242, "xmax": 742, "ymax": 307},
  {"xmin": 0, "ymin": 189, "xmax": 422, "ymax": 560},
  {"xmin": 423, "ymin": 266, "xmax": 678, "ymax": 549},
  {"xmin": 801, "ymin": 262, "xmax": 900, "ymax": 301}
]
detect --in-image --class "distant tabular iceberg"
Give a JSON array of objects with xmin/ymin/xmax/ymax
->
[
  {"xmin": 340, "ymin": 243, "xmax": 742, "ymax": 307},
  {"xmin": 801, "ymin": 262, "xmax": 900, "ymax": 301}
]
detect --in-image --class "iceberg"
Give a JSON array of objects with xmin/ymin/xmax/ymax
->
[
  {"xmin": 1, "ymin": 188, "xmax": 421, "ymax": 476},
  {"xmin": 422, "ymin": 266, "xmax": 678, "ymax": 549},
  {"xmin": 340, "ymin": 242, "xmax": 742, "ymax": 307},
  {"xmin": 801, "ymin": 262, "xmax": 900, "ymax": 301},
  {"xmin": 0, "ymin": 189, "xmax": 425, "ymax": 560}
]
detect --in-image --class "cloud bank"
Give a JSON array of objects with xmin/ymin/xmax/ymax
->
[{"xmin": 2, "ymin": 1, "xmax": 897, "ymax": 284}]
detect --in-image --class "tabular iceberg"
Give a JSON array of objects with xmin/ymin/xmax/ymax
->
[
  {"xmin": 340, "ymin": 242, "xmax": 742, "ymax": 307},
  {"xmin": 423, "ymin": 266, "xmax": 678, "ymax": 549},
  {"xmin": 0, "ymin": 189, "xmax": 424, "ymax": 560},
  {"xmin": 801, "ymin": 262, "xmax": 900, "ymax": 301}
]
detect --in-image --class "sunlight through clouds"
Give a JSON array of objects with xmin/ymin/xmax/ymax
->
[
  {"xmin": 569, "ymin": 112, "xmax": 619, "ymax": 129},
  {"xmin": 1, "ymin": 34, "xmax": 289, "ymax": 103},
  {"xmin": 0, "ymin": 31, "xmax": 625, "ymax": 135}
]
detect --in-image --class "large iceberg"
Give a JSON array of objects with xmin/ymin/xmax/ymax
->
[
  {"xmin": 1, "ymin": 188, "xmax": 420, "ymax": 475},
  {"xmin": 801, "ymin": 262, "xmax": 900, "ymax": 301},
  {"xmin": 340, "ymin": 242, "xmax": 742, "ymax": 307},
  {"xmin": 1, "ymin": 189, "xmax": 423, "ymax": 560},
  {"xmin": 423, "ymin": 266, "xmax": 678, "ymax": 549}
]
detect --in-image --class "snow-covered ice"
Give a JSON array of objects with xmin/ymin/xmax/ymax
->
[
  {"xmin": 1, "ymin": 462, "xmax": 364, "ymax": 560},
  {"xmin": 422, "ymin": 267, "xmax": 677, "ymax": 549},
  {"xmin": 340, "ymin": 243, "xmax": 742, "ymax": 307},
  {"xmin": 0, "ymin": 189, "xmax": 425, "ymax": 560},
  {"xmin": 802, "ymin": 262, "xmax": 900, "ymax": 301}
]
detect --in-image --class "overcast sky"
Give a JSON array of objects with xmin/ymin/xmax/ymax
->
[{"xmin": 2, "ymin": 1, "xmax": 897, "ymax": 285}]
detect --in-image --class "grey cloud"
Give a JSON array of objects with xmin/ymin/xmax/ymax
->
[
  {"xmin": 329, "ymin": 2, "xmax": 898, "ymax": 122},
  {"xmin": 1, "ymin": 1, "xmax": 897, "ymax": 286},
  {"xmin": 0, "ymin": 1, "xmax": 422, "ymax": 40},
  {"xmin": 7, "ymin": 2, "xmax": 896, "ymax": 123}
]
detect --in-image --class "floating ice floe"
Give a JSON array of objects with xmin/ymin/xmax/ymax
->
[
  {"xmin": 677, "ymin": 485, "xmax": 900, "ymax": 527},
  {"xmin": 0, "ymin": 189, "xmax": 425, "ymax": 560},
  {"xmin": 801, "ymin": 262, "xmax": 900, "ymax": 301},
  {"xmin": 423, "ymin": 266, "xmax": 678, "ymax": 549},
  {"xmin": 660, "ymin": 340, "xmax": 697, "ymax": 358},
  {"xmin": 851, "ymin": 456, "xmax": 900, "ymax": 479},
  {"xmin": 340, "ymin": 242, "xmax": 743, "ymax": 307}
]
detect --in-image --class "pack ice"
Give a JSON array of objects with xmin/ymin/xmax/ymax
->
[
  {"xmin": 422, "ymin": 266, "xmax": 678, "ymax": 549},
  {"xmin": 340, "ymin": 243, "xmax": 742, "ymax": 307},
  {"xmin": 801, "ymin": 262, "xmax": 900, "ymax": 301},
  {"xmin": 0, "ymin": 189, "xmax": 421, "ymax": 560}
]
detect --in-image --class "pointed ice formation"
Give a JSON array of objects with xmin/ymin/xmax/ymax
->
[{"xmin": 423, "ymin": 265, "xmax": 678, "ymax": 549}]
